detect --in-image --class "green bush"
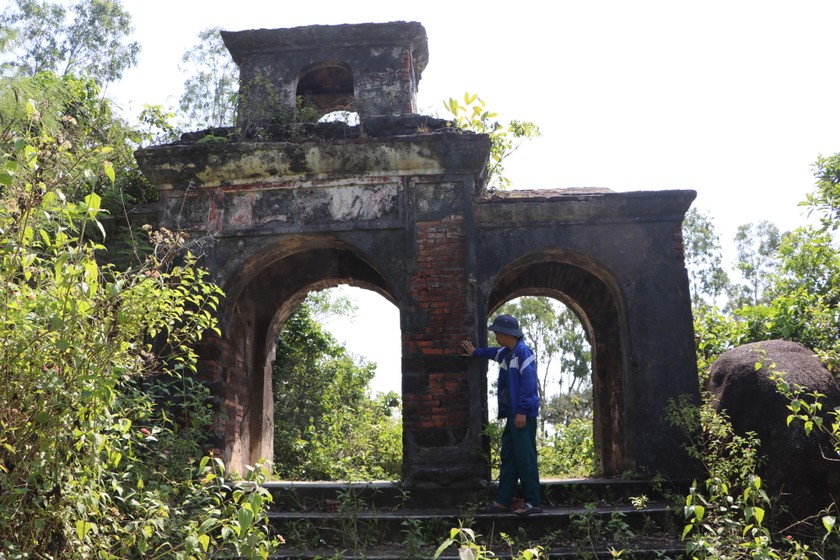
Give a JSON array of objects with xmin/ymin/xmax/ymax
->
[
  {"xmin": 0, "ymin": 71, "xmax": 278, "ymax": 558},
  {"xmin": 669, "ymin": 398, "xmax": 840, "ymax": 558},
  {"xmin": 538, "ymin": 418, "xmax": 595, "ymax": 478}
]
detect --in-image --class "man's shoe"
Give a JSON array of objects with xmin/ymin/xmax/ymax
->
[
  {"xmin": 513, "ymin": 503, "xmax": 543, "ymax": 516},
  {"xmin": 477, "ymin": 502, "xmax": 509, "ymax": 513}
]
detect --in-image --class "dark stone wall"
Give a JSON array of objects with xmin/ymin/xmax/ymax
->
[
  {"xmin": 221, "ymin": 22, "xmax": 428, "ymax": 126},
  {"xmin": 137, "ymin": 127, "xmax": 699, "ymax": 491},
  {"xmin": 133, "ymin": 21, "xmax": 700, "ymax": 503},
  {"xmin": 472, "ymin": 189, "xmax": 699, "ymax": 477}
]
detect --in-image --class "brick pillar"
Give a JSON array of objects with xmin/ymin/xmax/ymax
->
[
  {"xmin": 404, "ymin": 217, "xmax": 470, "ymax": 429},
  {"xmin": 402, "ymin": 206, "xmax": 484, "ymax": 499}
]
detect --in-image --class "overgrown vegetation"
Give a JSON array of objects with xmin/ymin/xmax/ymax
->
[
  {"xmin": 0, "ymin": 69, "xmax": 278, "ymax": 556},
  {"xmin": 1, "ymin": 1, "xmax": 839, "ymax": 557},
  {"xmin": 445, "ymin": 92, "xmax": 540, "ymax": 191},
  {"xmin": 272, "ymin": 297, "xmax": 402, "ymax": 481},
  {"xmin": 667, "ymin": 155, "xmax": 840, "ymax": 558}
]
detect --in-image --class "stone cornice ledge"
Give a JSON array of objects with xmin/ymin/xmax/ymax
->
[
  {"xmin": 474, "ymin": 189, "xmax": 697, "ymax": 225},
  {"xmin": 135, "ymin": 133, "xmax": 490, "ymax": 190}
]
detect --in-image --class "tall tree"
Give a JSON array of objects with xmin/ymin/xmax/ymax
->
[
  {"xmin": 770, "ymin": 227, "xmax": 840, "ymax": 301},
  {"xmin": 178, "ymin": 26, "xmax": 238, "ymax": 130},
  {"xmin": 0, "ymin": 0, "xmax": 139, "ymax": 84},
  {"xmin": 682, "ymin": 207, "xmax": 731, "ymax": 308},
  {"xmin": 741, "ymin": 226, "xmax": 840, "ymax": 360},
  {"xmin": 732, "ymin": 220, "xmax": 781, "ymax": 307}
]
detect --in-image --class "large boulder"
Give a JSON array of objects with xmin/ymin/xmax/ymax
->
[{"xmin": 707, "ymin": 340, "xmax": 840, "ymax": 523}]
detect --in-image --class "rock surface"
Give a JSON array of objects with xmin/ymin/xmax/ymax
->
[{"xmin": 708, "ymin": 340, "xmax": 840, "ymax": 523}]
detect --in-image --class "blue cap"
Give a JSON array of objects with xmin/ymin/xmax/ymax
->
[{"xmin": 488, "ymin": 314, "xmax": 524, "ymax": 338}]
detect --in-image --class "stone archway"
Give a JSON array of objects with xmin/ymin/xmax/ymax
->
[
  {"xmin": 296, "ymin": 61, "xmax": 355, "ymax": 116},
  {"xmin": 205, "ymin": 237, "xmax": 397, "ymax": 473},
  {"xmin": 487, "ymin": 255, "xmax": 631, "ymax": 476},
  {"xmin": 137, "ymin": 21, "xmax": 700, "ymax": 501},
  {"xmin": 470, "ymin": 188, "xmax": 700, "ymax": 479}
]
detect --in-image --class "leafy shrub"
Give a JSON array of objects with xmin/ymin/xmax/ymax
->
[
  {"xmin": 538, "ymin": 418, "xmax": 595, "ymax": 478},
  {"xmin": 669, "ymin": 398, "xmax": 840, "ymax": 558},
  {"xmin": 0, "ymin": 71, "xmax": 278, "ymax": 558}
]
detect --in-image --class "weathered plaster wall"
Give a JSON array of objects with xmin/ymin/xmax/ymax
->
[
  {"xmin": 137, "ymin": 128, "xmax": 700, "ymax": 496},
  {"xmin": 135, "ymin": 20, "xmax": 699, "ymax": 502}
]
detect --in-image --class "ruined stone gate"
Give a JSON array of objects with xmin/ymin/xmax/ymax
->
[{"xmin": 135, "ymin": 21, "xmax": 699, "ymax": 495}]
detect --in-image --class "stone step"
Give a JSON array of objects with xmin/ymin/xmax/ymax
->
[
  {"xmin": 271, "ymin": 546, "xmax": 687, "ymax": 560},
  {"xmin": 264, "ymin": 477, "xmax": 689, "ymax": 511},
  {"xmin": 263, "ymin": 479, "xmax": 691, "ymax": 559},
  {"xmin": 267, "ymin": 504, "xmax": 687, "ymax": 559}
]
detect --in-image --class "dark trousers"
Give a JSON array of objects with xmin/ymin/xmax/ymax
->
[{"xmin": 495, "ymin": 415, "xmax": 540, "ymax": 507}]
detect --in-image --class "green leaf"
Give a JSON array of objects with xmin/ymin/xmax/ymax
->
[
  {"xmin": 76, "ymin": 519, "xmax": 91, "ymax": 540},
  {"xmin": 185, "ymin": 535, "xmax": 200, "ymax": 552},
  {"xmin": 103, "ymin": 161, "xmax": 115, "ymax": 184},
  {"xmin": 693, "ymin": 504, "xmax": 705, "ymax": 521},
  {"xmin": 84, "ymin": 192, "xmax": 101, "ymax": 215},
  {"xmin": 24, "ymin": 145, "xmax": 38, "ymax": 168},
  {"xmin": 198, "ymin": 518, "xmax": 217, "ymax": 535},
  {"xmin": 237, "ymin": 506, "xmax": 254, "ymax": 532},
  {"xmin": 433, "ymin": 538, "xmax": 455, "ymax": 560}
]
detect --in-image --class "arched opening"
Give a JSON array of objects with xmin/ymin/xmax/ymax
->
[
  {"xmin": 271, "ymin": 286, "xmax": 402, "ymax": 481},
  {"xmin": 487, "ymin": 253, "xmax": 633, "ymax": 477},
  {"xmin": 214, "ymin": 238, "xmax": 404, "ymax": 475},
  {"xmin": 296, "ymin": 61, "xmax": 355, "ymax": 118},
  {"xmin": 485, "ymin": 295, "xmax": 594, "ymax": 479},
  {"xmin": 319, "ymin": 286, "xmax": 401, "ymax": 396}
]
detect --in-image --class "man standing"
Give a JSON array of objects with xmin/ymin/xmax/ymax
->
[{"xmin": 461, "ymin": 314, "xmax": 542, "ymax": 516}]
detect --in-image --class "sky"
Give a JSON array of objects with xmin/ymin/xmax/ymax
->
[{"xmin": 104, "ymin": 0, "xmax": 840, "ymax": 394}]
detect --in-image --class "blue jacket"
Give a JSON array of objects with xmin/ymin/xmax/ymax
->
[{"xmin": 473, "ymin": 339, "xmax": 539, "ymax": 420}]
